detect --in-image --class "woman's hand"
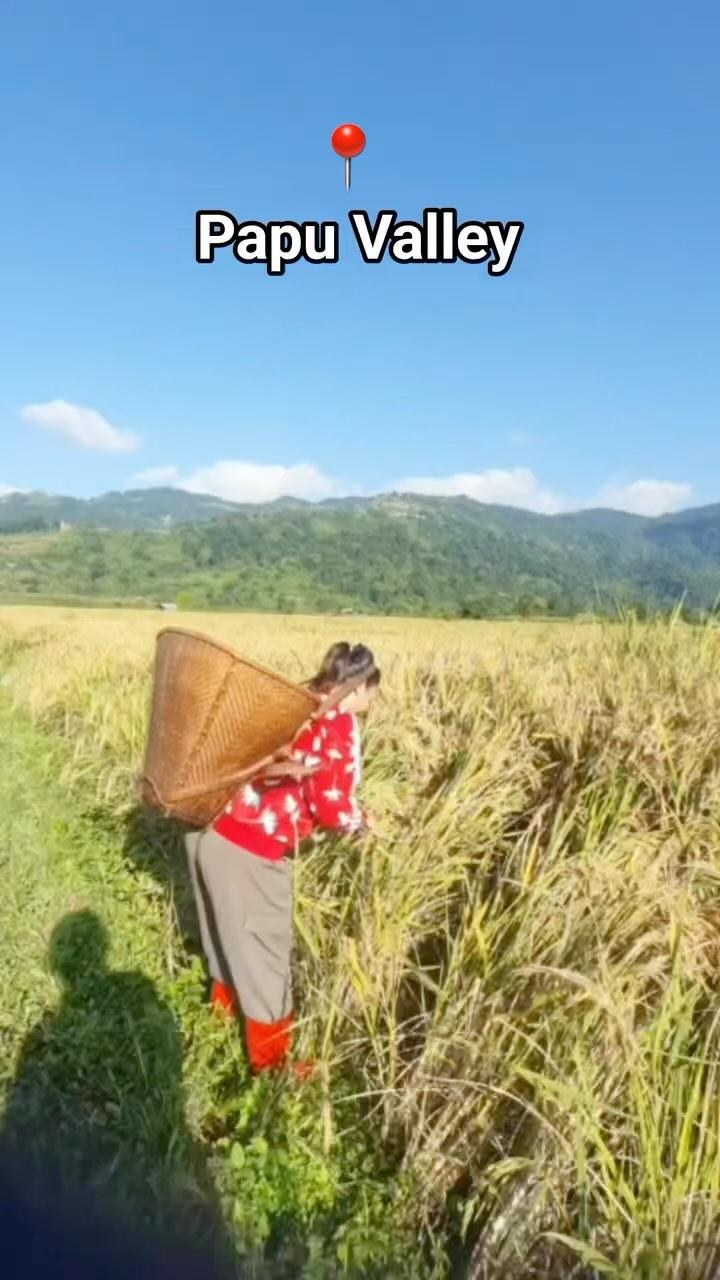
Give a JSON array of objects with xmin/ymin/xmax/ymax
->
[{"xmin": 260, "ymin": 760, "xmax": 321, "ymax": 783}]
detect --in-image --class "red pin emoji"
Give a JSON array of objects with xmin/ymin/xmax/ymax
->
[{"xmin": 331, "ymin": 123, "xmax": 366, "ymax": 192}]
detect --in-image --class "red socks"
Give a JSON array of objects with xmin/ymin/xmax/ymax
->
[
  {"xmin": 209, "ymin": 986, "xmax": 291, "ymax": 1070},
  {"xmin": 210, "ymin": 990, "xmax": 315, "ymax": 1079},
  {"xmin": 210, "ymin": 979, "xmax": 237, "ymax": 1017},
  {"xmin": 245, "ymin": 1014, "xmax": 293, "ymax": 1073}
]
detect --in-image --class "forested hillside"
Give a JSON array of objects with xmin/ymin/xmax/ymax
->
[{"xmin": 2, "ymin": 490, "xmax": 720, "ymax": 616}]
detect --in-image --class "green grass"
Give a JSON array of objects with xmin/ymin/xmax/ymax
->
[{"xmin": 0, "ymin": 699, "xmax": 227, "ymax": 1229}]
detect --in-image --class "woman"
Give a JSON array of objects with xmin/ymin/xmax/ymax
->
[{"xmin": 185, "ymin": 642, "xmax": 380, "ymax": 1075}]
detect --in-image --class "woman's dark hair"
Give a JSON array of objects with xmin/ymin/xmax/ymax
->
[{"xmin": 308, "ymin": 642, "xmax": 381, "ymax": 694}]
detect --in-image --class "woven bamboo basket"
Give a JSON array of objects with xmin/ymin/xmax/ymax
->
[{"xmin": 140, "ymin": 628, "xmax": 324, "ymax": 827}]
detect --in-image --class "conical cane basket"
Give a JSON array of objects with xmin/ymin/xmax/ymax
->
[{"xmin": 140, "ymin": 628, "xmax": 321, "ymax": 827}]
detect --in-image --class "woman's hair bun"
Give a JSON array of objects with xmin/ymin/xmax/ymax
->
[{"xmin": 309, "ymin": 641, "xmax": 381, "ymax": 693}]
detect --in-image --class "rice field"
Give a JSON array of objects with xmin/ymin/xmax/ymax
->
[{"xmin": 2, "ymin": 604, "xmax": 720, "ymax": 1278}]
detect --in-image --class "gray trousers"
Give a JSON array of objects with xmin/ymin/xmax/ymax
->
[{"xmin": 185, "ymin": 829, "xmax": 294, "ymax": 1023}]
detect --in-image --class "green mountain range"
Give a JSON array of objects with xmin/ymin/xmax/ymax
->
[
  {"xmin": 1, "ymin": 488, "xmax": 719, "ymax": 617},
  {"xmin": 0, "ymin": 487, "xmax": 245, "ymax": 531}
]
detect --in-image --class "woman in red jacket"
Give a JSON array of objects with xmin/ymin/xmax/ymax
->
[{"xmin": 185, "ymin": 642, "xmax": 380, "ymax": 1075}]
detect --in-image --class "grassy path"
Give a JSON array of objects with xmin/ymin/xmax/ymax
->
[{"xmin": 0, "ymin": 692, "xmax": 244, "ymax": 1253}]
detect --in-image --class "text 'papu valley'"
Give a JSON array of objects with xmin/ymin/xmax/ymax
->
[{"xmin": 195, "ymin": 209, "xmax": 524, "ymax": 276}]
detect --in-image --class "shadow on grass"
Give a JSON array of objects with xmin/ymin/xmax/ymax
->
[{"xmin": 0, "ymin": 909, "xmax": 234, "ymax": 1275}]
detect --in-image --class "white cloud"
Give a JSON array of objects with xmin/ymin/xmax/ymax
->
[
  {"xmin": 394, "ymin": 467, "xmax": 569, "ymax": 514},
  {"xmin": 130, "ymin": 456, "xmax": 694, "ymax": 518},
  {"xmin": 21, "ymin": 399, "xmax": 140, "ymax": 453},
  {"xmin": 595, "ymin": 479, "xmax": 692, "ymax": 517},
  {"xmin": 392, "ymin": 468, "xmax": 693, "ymax": 517},
  {"xmin": 133, "ymin": 460, "xmax": 338, "ymax": 504}
]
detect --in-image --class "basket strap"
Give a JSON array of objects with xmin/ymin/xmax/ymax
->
[
  {"xmin": 142, "ymin": 755, "xmax": 276, "ymax": 806},
  {"xmin": 257, "ymin": 760, "xmax": 319, "ymax": 781},
  {"xmin": 310, "ymin": 673, "xmax": 368, "ymax": 719}
]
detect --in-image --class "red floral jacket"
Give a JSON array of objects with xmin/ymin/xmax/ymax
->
[{"xmin": 213, "ymin": 709, "xmax": 367, "ymax": 859}]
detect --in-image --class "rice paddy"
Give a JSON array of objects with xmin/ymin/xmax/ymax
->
[{"xmin": 2, "ymin": 605, "xmax": 720, "ymax": 1279}]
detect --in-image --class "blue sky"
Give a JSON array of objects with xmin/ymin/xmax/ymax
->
[{"xmin": 1, "ymin": 0, "xmax": 718, "ymax": 515}]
